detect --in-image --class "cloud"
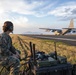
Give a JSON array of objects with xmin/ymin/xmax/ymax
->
[
  {"xmin": 0, "ymin": 0, "xmax": 76, "ymax": 20},
  {"xmin": 48, "ymin": 2, "xmax": 76, "ymax": 20},
  {"xmin": 0, "ymin": 0, "xmax": 57, "ymax": 17},
  {"xmin": 0, "ymin": 0, "xmax": 57, "ymax": 31},
  {"xmin": 0, "ymin": 12, "xmax": 29, "ymax": 33},
  {"xmin": 0, "ymin": 13, "xmax": 28, "ymax": 26},
  {"xmin": 0, "ymin": 0, "xmax": 76, "ymax": 33}
]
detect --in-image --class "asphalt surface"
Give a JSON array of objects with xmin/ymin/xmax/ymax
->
[{"xmin": 24, "ymin": 34, "xmax": 76, "ymax": 46}]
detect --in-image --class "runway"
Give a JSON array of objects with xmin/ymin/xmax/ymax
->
[{"xmin": 24, "ymin": 34, "xmax": 76, "ymax": 46}]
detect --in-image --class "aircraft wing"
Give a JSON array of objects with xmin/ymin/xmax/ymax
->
[
  {"xmin": 39, "ymin": 28, "xmax": 51, "ymax": 30},
  {"xmin": 62, "ymin": 28, "xmax": 76, "ymax": 35},
  {"xmin": 39, "ymin": 28, "xmax": 61, "ymax": 32},
  {"xmin": 62, "ymin": 28, "xmax": 76, "ymax": 29}
]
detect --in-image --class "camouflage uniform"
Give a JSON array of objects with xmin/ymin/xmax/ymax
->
[{"xmin": 0, "ymin": 32, "xmax": 20, "ymax": 75}]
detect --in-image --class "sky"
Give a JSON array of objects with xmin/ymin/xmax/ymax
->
[{"xmin": 0, "ymin": 0, "xmax": 76, "ymax": 34}]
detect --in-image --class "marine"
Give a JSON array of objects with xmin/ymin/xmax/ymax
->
[{"xmin": 0, "ymin": 21, "xmax": 20, "ymax": 75}]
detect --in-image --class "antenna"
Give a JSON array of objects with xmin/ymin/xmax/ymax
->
[
  {"xmin": 29, "ymin": 42, "xmax": 33, "ymax": 58},
  {"xmin": 54, "ymin": 41, "xmax": 57, "ymax": 60},
  {"xmin": 33, "ymin": 44, "xmax": 37, "ymax": 65}
]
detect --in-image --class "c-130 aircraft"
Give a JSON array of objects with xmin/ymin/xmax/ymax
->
[{"xmin": 39, "ymin": 19, "xmax": 76, "ymax": 35}]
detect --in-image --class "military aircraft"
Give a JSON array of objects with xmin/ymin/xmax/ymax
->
[{"xmin": 39, "ymin": 19, "xmax": 76, "ymax": 35}]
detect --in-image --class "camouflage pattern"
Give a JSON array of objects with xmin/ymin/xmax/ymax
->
[{"xmin": 0, "ymin": 32, "xmax": 20, "ymax": 75}]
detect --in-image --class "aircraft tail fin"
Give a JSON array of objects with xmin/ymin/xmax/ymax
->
[{"xmin": 69, "ymin": 19, "xmax": 74, "ymax": 28}]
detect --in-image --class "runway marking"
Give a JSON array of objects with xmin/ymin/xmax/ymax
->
[{"xmin": 33, "ymin": 36, "xmax": 76, "ymax": 42}]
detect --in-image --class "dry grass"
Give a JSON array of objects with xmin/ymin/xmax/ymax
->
[
  {"xmin": 10, "ymin": 34, "xmax": 76, "ymax": 64},
  {"xmin": 0, "ymin": 34, "xmax": 76, "ymax": 75}
]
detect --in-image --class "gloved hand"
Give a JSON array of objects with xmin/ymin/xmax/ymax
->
[{"xmin": 13, "ymin": 51, "xmax": 20, "ymax": 59}]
